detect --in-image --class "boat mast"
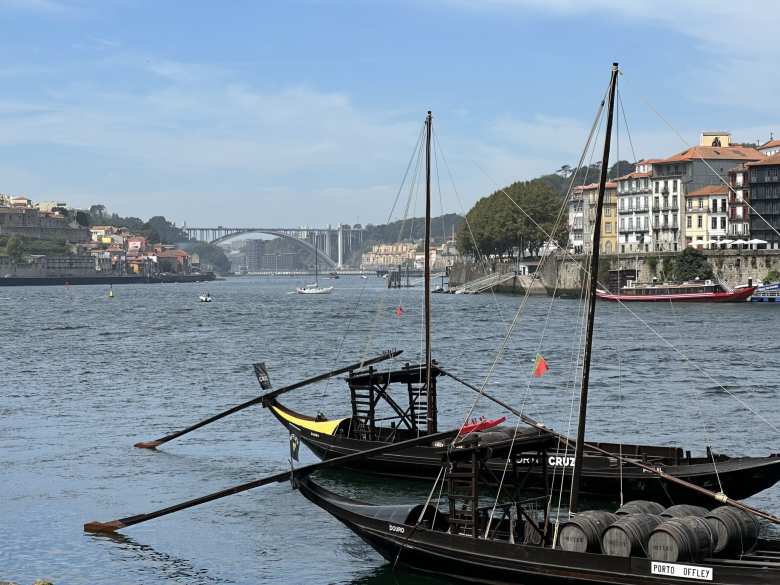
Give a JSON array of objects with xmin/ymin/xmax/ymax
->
[
  {"xmin": 570, "ymin": 63, "xmax": 619, "ymax": 513},
  {"xmin": 424, "ymin": 111, "xmax": 436, "ymax": 433}
]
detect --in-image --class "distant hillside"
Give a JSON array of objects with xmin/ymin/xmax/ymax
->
[
  {"xmin": 362, "ymin": 212, "xmax": 463, "ymax": 245},
  {"xmin": 538, "ymin": 160, "xmax": 634, "ymax": 196}
]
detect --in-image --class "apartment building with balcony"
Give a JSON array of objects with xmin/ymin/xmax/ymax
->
[
  {"xmin": 581, "ymin": 181, "xmax": 617, "ymax": 254},
  {"xmin": 651, "ymin": 132, "xmax": 761, "ymax": 251},
  {"xmin": 727, "ymin": 166, "xmax": 750, "ymax": 238},
  {"xmin": 568, "ymin": 185, "xmax": 585, "ymax": 254},
  {"xmin": 747, "ymin": 152, "xmax": 780, "ymax": 248},
  {"xmin": 684, "ymin": 185, "xmax": 729, "ymax": 248},
  {"xmin": 616, "ymin": 160, "xmax": 655, "ymax": 253}
]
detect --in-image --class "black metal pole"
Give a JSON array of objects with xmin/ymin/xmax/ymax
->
[
  {"xmin": 424, "ymin": 111, "xmax": 436, "ymax": 433},
  {"xmin": 570, "ymin": 63, "xmax": 619, "ymax": 513}
]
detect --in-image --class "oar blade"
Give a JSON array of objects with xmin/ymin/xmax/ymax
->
[
  {"xmin": 84, "ymin": 520, "xmax": 126, "ymax": 533},
  {"xmin": 134, "ymin": 440, "xmax": 162, "ymax": 450}
]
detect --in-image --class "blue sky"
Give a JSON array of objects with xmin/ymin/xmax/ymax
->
[{"xmin": 1, "ymin": 0, "xmax": 778, "ymax": 227}]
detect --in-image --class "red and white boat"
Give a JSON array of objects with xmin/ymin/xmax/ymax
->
[{"xmin": 597, "ymin": 279, "xmax": 755, "ymax": 302}]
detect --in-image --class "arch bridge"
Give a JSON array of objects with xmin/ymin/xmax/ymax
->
[{"xmin": 183, "ymin": 226, "xmax": 365, "ymax": 269}]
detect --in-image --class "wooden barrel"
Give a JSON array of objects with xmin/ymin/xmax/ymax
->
[
  {"xmin": 661, "ymin": 504, "xmax": 709, "ymax": 518},
  {"xmin": 705, "ymin": 506, "xmax": 760, "ymax": 555},
  {"xmin": 601, "ymin": 514, "xmax": 664, "ymax": 557},
  {"xmin": 648, "ymin": 517, "xmax": 715, "ymax": 562},
  {"xmin": 616, "ymin": 500, "xmax": 665, "ymax": 516},
  {"xmin": 558, "ymin": 511, "xmax": 617, "ymax": 553}
]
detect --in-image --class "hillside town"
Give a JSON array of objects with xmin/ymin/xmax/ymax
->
[
  {"xmin": 569, "ymin": 132, "xmax": 780, "ymax": 255},
  {"xmin": 0, "ymin": 196, "xmax": 205, "ymax": 280}
]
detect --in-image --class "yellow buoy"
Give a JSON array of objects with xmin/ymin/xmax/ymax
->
[{"xmin": 108, "ymin": 285, "xmax": 114, "ymax": 298}]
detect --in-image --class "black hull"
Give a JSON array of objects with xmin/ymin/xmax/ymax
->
[
  {"xmin": 297, "ymin": 477, "xmax": 780, "ymax": 585},
  {"xmin": 269, "ymin": 401, "xmax": 780, "ymax": 506}
]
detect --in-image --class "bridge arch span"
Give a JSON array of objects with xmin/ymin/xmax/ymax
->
[{"xmin": 210, "ymin": 229, "xmax": 337, "ymax": 268}]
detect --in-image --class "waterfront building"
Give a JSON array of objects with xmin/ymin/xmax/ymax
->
[
  {"xmin": 684, "ymin": 185, "xmax": 728, "ymax": 248},
  {"xmin": 361, "ymin": 242, "xmax": 417, "ymax": 267},
  {"xmin": 727, "ymin": 165, "xmax": 751, "ymax": 239},
  {"xmin": 747, "ymin": 152, "xmax": 780, "ymax": 248},
  {"xmin": 244, "ymin": 239, "xmax": 265, "ymax": 272},
  {"xmin": 10, "ymin": 196, "xmax": 32, "ymax": 209},
  {"xmin": 616, "ymin": 160, "xmax": 655, "ymax": 253},
  {"xmin": 758, "ymin": 139, "xmax": 780, "ymax": 157},
  {"xmin": 567, "ymin": 186, "xmax": 585, "ymax": 254},
  {"xmin": 35, "ymin": 201, "xmax": 68, "ymax": 213},
  {"xmin": 582, "ymin": 181, "xmax": 617, "ymax": 254},
  {"xmin": 652, "ymin": 132, "xmax": 761, "ymax": 252}
]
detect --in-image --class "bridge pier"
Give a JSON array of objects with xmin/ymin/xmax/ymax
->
[{"xmin": 337, "ymin": 226, "xmax": 343, "ymax": 269}]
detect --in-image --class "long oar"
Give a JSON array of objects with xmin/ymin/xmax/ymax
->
[
  {"xmin": 86, "ymin": 427, "xmax": 456, "ymax": 533},
  {"xmin": 440, "ymin": 367, "xmax": 780, "ymax": 525},
  {"xmin": 134, "ymin": 350, "xmax": 402, "ymax": 449}
]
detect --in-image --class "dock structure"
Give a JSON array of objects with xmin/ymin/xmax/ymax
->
[{"xmin": 451, "ymin": 271, "xmax": 516, "ymax": 294}]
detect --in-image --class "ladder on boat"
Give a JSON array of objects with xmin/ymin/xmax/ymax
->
[
  {"xmin": 408, "ymin": 383, "xmax": 428, "ymax": 432},
  {"xmin": 349, "ymin": 385, "xmax": 375, "ymax": 441}
]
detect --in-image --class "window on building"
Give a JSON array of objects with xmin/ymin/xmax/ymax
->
[
  {"xmin": 721, "ymin": 217, "xmax": 726, "ymax": 230},
  {"xmin": 673, "ymin": 179, "xmax": 678, "ymax": 192},
  {"xmin": 712, "ymin": 217, "xmax": 717, "ymax": 230},
  {"xmin": 672, "ymin": 195, "xmax": 678, "ymax": 208},
  {"xmin": 663, "ymin": 215, "xmax": 669, "ymax": 227},
  {"xmin": 605, "ymin": 206, "xmax": 612, "ymax": 217},
  {"xmin": 697, "ymin": 215, "xmax": 703, "ymax": 228},
  {"xmin": 721, "ymin": 198, "xmax": 727, "ymax": 211},
  {"xmin": 698, "ymin": 199, "xmax": 703, "ymax": 209},
  {"xmin": 605, "ymin": 222, "xmax": 612, "ymax": 234},
  {"xmin": 712, "ymin": 199, "xmax": 718, "ymax": 213},
  {"xmin": 673, "ymin": 215, "xmax": 678, "ymax": 228},
  {"xmin": 643, "ymin": 196, "xmax": 648, "ymax": 209},
  {"xmin": 620, "ymin": 218, "xmax": 624, "ymax": 230},
  {"xmin": 643, "ymin": 216, "xmax": 648, "ymax": 229},
  {"xmin": 654, "ymin": 196, "xmax": 660, "ymax": 209},
  {"xmin": 628, "ymin": 217, "xmax": 634, "ymax": 229},
  {"xmin": 687, "ymin": 216, "xmax": 692, "ymax": 228},
  {"xmin": 654, "ymin": 182, "xmax": 659, "ymax": 194}
]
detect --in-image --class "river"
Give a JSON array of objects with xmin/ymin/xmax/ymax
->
[{"xmin": 2, "ymin": 276, "xmax": 779, "ymax": 584}]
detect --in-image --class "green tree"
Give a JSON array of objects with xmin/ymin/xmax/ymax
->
[
  {"xmin": 457, "ymin": 179, "xmax": 566, "ymax": 257},
  {"xmin": 672, "ymin": 248, "xmax": 714, "ymax": 281},
  {"xmin": 75, "ymin": 211, "xmax": 90, "ymax": 226},
  {"xmin": 6, "ymin": 236, "xmax": 24, "ymax": 262}
]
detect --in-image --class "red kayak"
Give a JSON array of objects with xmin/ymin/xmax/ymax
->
[{"xmin": 460, "ymin": 416, "xmax": 506, "ymax": 434}]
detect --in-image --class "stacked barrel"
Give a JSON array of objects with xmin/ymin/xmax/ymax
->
[{"xmin": 558, "ymin": 500, "xmax": 760, "ymax": 562}]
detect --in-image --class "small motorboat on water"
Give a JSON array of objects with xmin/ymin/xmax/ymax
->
[
  {"xmin": 199, "ymin": 293, "xmax": 213, "ymax": 302},
  {"xmin": 750, "ymin": 282, "xmax": 780, "ymax": 302}
]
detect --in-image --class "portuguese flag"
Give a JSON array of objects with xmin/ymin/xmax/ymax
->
[{"xmin": 533, "ymin": 353, "xmax": 549, "ymax": 378}]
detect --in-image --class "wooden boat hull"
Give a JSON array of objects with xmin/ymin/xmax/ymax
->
[
  {"xmin": 296, "ymin": 477, "xmax": 780, "ymax": 585},
  {"xmin": 269, "ymin": 401, "xmax": 780, "ymax": 505},
  {"xmin": 596, "ymin": 287, "xmax": 755, "ymax": 302}
]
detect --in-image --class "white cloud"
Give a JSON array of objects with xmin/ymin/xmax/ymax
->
[{"xmin": 449, "ymin": 0, "xmax": 780, "ymax": 114}]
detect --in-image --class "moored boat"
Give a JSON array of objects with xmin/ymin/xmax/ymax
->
[
  {"xmin": 597, "ymin": 280, "xmax": 755, "ymax": 302},
  {"xmin": 751, "ymin": 282, "xmax": 780, "ymax": 302}
]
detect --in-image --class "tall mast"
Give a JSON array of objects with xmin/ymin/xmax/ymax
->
[
  {"xmin": 424, "ymin": 111, "xmax": 436, "ymax": 433},
  {"xmin": 570, "ymin": 63, "xmax": 619, "ymax": 513}
]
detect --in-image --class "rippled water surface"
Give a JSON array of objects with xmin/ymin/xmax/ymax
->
[{"xmin": 2, "ymin": 276, "xmax": 779, "ymax": 584}]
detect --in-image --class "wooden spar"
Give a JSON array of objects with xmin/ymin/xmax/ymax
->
[
  {"xmin": 424, "ymin": 111, "xmax": 436, "ymax": 433},
  {"xmin": 86, "ymin": 427, "xmax": 457, "ymax": 533},
  {"xmin": 570, "ymin": 62, "xmax": 619, "ymax": 513},
  {"xmin": 133, "ymin": 350, "xmax": 402, "ymax": 449},
  {"xmin": 439, "ymin": 367, "xmax": 780, "ymax": 525}
]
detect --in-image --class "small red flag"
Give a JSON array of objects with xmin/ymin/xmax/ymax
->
[
  {"xmin": 533, "ymin": 354, "xmax": 549, "ymax": 378},
  {"xmin": 395, "ymin": 305, "xmax": 404, "ymax": 317}
]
